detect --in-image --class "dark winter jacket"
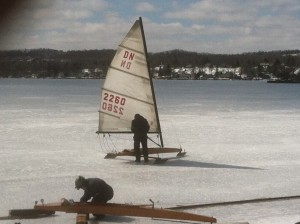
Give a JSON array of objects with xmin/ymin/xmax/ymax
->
[
  {"xmin": 131, "ymin": 114, "xmax": 150, "ymax": 138},
  {"xmin": 80, "ymin": 178, "xmax": 114, "ymax": 203}
]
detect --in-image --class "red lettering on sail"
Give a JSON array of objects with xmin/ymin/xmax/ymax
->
[
  {"xmin": 128, "ymin": 52, "xmax": 135, "ymax": 60},
  {"xmin": 121, "ymin": 51, "xmax": 135, "ymax": 70},
  {"xmin": 121, "ymin": 60, "xmax": 126, "ymax": 68},
  {"xmin": 123, "ymin": 51, "xmax": 129, "ymax": 59},
  {"xmin": 123, "ymin": 51, "xmax": 135, "ymax": 60},
  {"xmin": 101, "ymin": 92, "xmax": 127, "ymax": 116},
  {"xmin": 120, "ymin": 60, "xmax": 131, "ymax": 69}
]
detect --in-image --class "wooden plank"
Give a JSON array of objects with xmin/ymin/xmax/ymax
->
[{"xmin": 35, "ymin": 201, "xmax": 216, "ymax": 223}]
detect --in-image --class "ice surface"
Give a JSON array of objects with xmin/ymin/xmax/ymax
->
[{"xmin": 0, "ymin": 79, "xmax": 300, "ymax": 224}]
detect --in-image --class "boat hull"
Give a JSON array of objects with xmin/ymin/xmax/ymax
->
[{"xmin": 105, "ymin": 147, "xmax": 186, "ymax": 159}]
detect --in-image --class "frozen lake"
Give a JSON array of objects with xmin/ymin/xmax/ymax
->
[{"xmin": 0, "ymin": 79, "xmax": 300, "ymax": 224}]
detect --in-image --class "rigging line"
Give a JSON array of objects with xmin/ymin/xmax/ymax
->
[
  {"xmin": 107, "ymin": 134, "xmax": 118, "ymax": 152},
  {"xmin": 97, "ymin": 134, "xmax": 107, "ymax": 153},
  {"xmin": 112, "ymin": 134, "xmax": 138, "ymax": 149},
  {"xmin": 100, "ymin": 134, "xmax": 108, "ymax": 153},
  {"xmin": 102, "ymin": 134, "xmax": 114, "ymax": 153},
  {"xmin": 147, "ymin": 136, "xmax": 161, "ymax": 147},
  {"xmin": 98, "ymin": 134, "xmax": 110, "ymax": 153},
  {"xmin": 106, "ymin": 134, "xmax": 118, "ymax": 152}
]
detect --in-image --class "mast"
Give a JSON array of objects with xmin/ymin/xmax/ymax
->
[{"xmin": 139, "ymin": 17, "xmax": 164, "ymax": 148}]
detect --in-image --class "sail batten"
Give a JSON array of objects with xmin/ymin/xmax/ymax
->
[
  {"xmin": 99, "ymin": 111, "xmax": 121, "ymax": 119},
  {"xmin": 119, "ymin": 44, "xmax": 144, "ymax": 55},
  {"xmin": 109, "ymin": 66, "xmax": 150, "ymax": 80},
  {"xmin": 102, "ymin": 88, "xmax": 155, "ymax": 106}
]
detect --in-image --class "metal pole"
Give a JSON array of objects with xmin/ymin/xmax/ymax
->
[{"xmin": 139, "ymin": 17, "xmax": 164, "ymax": 147}]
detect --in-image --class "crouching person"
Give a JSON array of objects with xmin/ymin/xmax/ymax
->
[{"xmin": 75, "ymin": 176, "xmax": 114, "ymax": 219}]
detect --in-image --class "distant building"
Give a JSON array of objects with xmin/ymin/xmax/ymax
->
[{"xmin": 82, "ymin": 69, "xmax": 90, "ymax": 75}]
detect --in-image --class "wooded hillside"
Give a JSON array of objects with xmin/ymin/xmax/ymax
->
[{"xmin": 0, "ymin": 49, "xmax": 299, "ymax": 78}]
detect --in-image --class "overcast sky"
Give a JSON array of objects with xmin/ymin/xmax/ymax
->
[{"xmin": 0, "ymin": 0, "xmax": 300, "ymax": 54}]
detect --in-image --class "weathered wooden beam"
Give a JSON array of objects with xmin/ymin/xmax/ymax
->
[{"xmin": 35, "ymin": 201, "xmax": 217, "ymax": 223}]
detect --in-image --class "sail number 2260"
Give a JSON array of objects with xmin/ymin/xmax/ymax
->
[{"xmin": 102, "ymin": 93, "xmax": 126, "ymax": 115}]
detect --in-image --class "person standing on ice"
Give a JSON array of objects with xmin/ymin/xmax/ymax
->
[
  {"xmin": 131, "ymin": 113, "xmax": 150, "ymax": 162},
  {"xmin": 75, "ymin": 176, "xmax": 114, "ymax": 203}
]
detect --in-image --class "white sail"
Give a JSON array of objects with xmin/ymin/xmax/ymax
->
[
  {"xmin": 98, "ymin": 20, "xmax": 159, "ymax": 133},
  {"xmin": 98, "ymin": 18, "xmax": 185, "ymax": 159}
]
